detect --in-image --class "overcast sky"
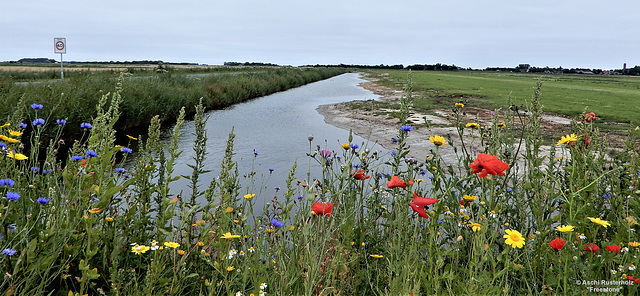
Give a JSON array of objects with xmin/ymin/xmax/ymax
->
[{"xmin": 1, "ymin": 1, "xmax": 638, "ymax": 69}]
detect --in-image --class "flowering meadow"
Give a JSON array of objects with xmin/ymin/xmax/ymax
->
[{"xmin": 0, "ymin": 77, "xmax": 639, "ymax": 296}]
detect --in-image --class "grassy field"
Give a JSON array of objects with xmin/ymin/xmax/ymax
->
[{"xmin": 369, "ymin": 70, "xmax": 640, "ymax": 125}]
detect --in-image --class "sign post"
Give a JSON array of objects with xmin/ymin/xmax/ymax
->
[{"xmin": 54, "ymin": 38, "xmax": 66, "ymax": 79}]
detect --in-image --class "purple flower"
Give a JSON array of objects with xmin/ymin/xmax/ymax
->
[
  {"xmin": 30, "ymin": 103, "xmax": 43, "ymax": 110},
  {"xmin": 391, "ymin": 150, "xmax": 397, "ymax": 157},
  {"xmin": 318, "ymin": 149, "xmax": 331, "ymax": 158},
  {"xmin": 71, "ymin": 155, "xmax": 83, "ymax": 161},
  {"xmin": 1, "ymin": 249, "xmax": 16, "ymax": 256},
  {"xmin": 0, "ymin": 179, "xmax": 14, "ymax": 187},
  {"xmin": 56, "ymin": 119, "xmax": 66, "ymax": 125},
  {"xmin": 271, "ymin": 218, "xmax": 285, "ymax": 228},
  {"xmin": 120, "ymin": 147, "xmax": 132, "ymax": 153},
  {"xmin": 32, "ymin": 118, "xmax": 45, "ymax": 126},
  {"xmin": 6, "ymin": 192, "xmax": 20, "ymax": 201},
  {"xmin": 37, "ymin": 197, "xmax": 50, "ymax": 205},
  {"xmin": 115, "ymin": 167, "xmax": 126, "ymax": 173},
  {"xmin": 80, "ymin": 122, "xmax": 92, "ymax": 129},
  {"xmin": 18, "ymin": 123, "xmax": 27, "ymax": 129},
  {"xmin": 30, "ymin": 167, "xmax": 39, "ymax": 173},
  {"xmin": 85, "ymin": 150, "xmax": 98, "ymax": 158},
  {"xmin": 401, "ymin": 125, "xmax": 413, "ymax": 132},
  {"xmin": 350, "ymin": 144, "xmax": 359, "ymax": 150}
]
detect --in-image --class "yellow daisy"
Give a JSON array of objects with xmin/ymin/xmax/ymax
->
[
  {"xmin": 587, "ymin": 217, "xmax": 610, "ymax": 228},
  {"xmin": 503, "ymin": 229, "xmax": 525, "ymax": 248},
  {"xmin": 557, "ymin": 133, "xmax": 578, "ymax": 145}
]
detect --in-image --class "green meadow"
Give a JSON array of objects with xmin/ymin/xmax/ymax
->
[{"xmin": 370, "ymin": 70, "xmax": 640, "ymax": 125}]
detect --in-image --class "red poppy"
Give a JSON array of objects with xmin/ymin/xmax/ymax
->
[
  {"xmin": 569, "ymin": 133, "xmax": 590, "ymax": 150},
  {"xmin": 605, "ymin": 244, "xmax": 620, "ymax": 254},
  {"xmin": 408, "ymin": 192, "xmax": 438, "ymax": 219},
  {"xmin": 584, "ymin": 243, "xmax": 599, "ymax": 253},
  {"xmin": 311, "ymin": 202, "xmax": 333, "ymax": 217},
  {"xmin": 627, "ymin": 276, "xmax": 634, "ymax": 282},
  {"xmin": 351, "ymin": 169, "xmax": 370, "ymax": 180},
  {"xmin": 386, "ymin": 176, "xmax": 407, "ymax": 189},
  {"xmin": 80, "ymin": 159, "xmax": 88, "ymax": 167},
  {"xmin": 460, "ymin": 200, "xmax": 465, "ymax": 205},
  {"xmin": 584, "ymin": 112, "xmax": 597, "ymax": 123},
  {"xmin": 469, "ymin": 154, "xmax": 509, "ymax": 178},
  {"xmin": 550, "ymin": 238, "xmax": 565, "ymax": 251},
  {"xmin": 635, "ymin": 278, "xmax": 639, "ymax": 285}
]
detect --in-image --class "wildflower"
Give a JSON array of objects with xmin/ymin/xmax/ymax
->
[
  {"xmin": 550, "ymin": 238, "xmax": 565, "ymax": 251},
  {"xmin": 606, "ymin": 245, "xmax": 621, "ymax": 254},
  {"xmin": 30, "ymin": 103, "xmax": 43, "ymax": 110},
  {"xmin": 227, "ymin": 266, "xmax": 235, "ymax": 272},
  {"xmin": 163, "ymin": 242, "xmax": 180, "ymax": 249},
  {"xmin": 557, "ymin": 133, "xmax": 578, "ymax": 145},
  {"xmin": 408, "ymin": 192, "xmax": 438, "ymax": 219},
  {"xmin": 497, "ymin": 122, "xmax": 506, "ymax": 128},
  {"xmin": 32, "ymin": 118, "xmax": 45, "ymax": 126},
  {"xmin": 390, "ymin": 137, "xmax": 398, "ymax": 143},
  {"xmin": 429, "ymin": 135, "xmax": 447, "ymax": 146},
  {"xmin": 120, "ymin": 147, "xmax": 133, "ymax": 153},
  {"xmin": 131, "ymin": 244, "xmax": 150, "ymax": 255},
  {"xmin": 169, "ymin": 196, "xmax": 179, "ymax": 204},
  {"xmin": 18, "ymin": 123, "xmax": 26, "ymax": 129},
  {"xmin": 0, "ymin": 123, "xmax": 8, "ymax": 128},
  {"xmin": 6, "ymin": 151, "xmax": 28, "ymax": 160},
  {"xmin": 584, "ymin": 243, "xmax": 599, "ymax": 253},
  {"xmin": 149, "ymin": 240, "xmax": 160, "ymax": 250},
  {"xmin": 463, "ymin": 195, "xmax": 478, "ymax": 201},
  {"xmin": 629, "ymin": 242, "xmax": 640, "ymax": 248},
  {"xmin": 351, "ymin": 169, "xmax": 370, "ymax": 180},
  {"xmin": 37, "ymin": 197, "xmax": 50, "ymax": 205},
  {"xmin": 555, "ymin": 225, "xmax": 575, "ymax": 233},
  {"xmin": 466, "ymin": 122, "xmax": 480, "ymax": 129},
  {"xmin": 260, "ymin": 283, "xmax": 267, "ymax": 290},
  {"xmin": 88, "ymin": 208, "xmax": 101, "ymax": 213},
  {"xmin": 469, "ymin": 154, "xmax": 509, "ymax": 178},
  {"xmin": 220, "ymin": 232, "xmax": 241, "ymax": 239},
  {"xmin": 455, "ymin": 103, "xmax": 464, "ymax": 108},
  {"xmin": 386, "ymin": 176, "xmax": 407, "ymax": 189},
  {"xmin": 105, "ymin": 217, "xmax": 114, "ymax": 222},
  {"xmin": 177, "ymin": 250, "xmax": 185, "ymax": 255},
  {"xmin": 80, "ymin": 122, "xmax": 92, "ymax": 129},
  {"xmin": 56, "ymin": 119, "xmax": 66, "ymax": 125},
  {"xmin": 6, "ymin": 192, "xmax": 20, "ymax": 201},
  {"xmin": 350, "ymin": 143, "xmax": 359, "ymax": 150},
  {"xmin": 1, "ymin": 249, "xmax": 17, "ymax": 256},
  {"xmin": 318, "ymin": 149, "xmax": 331, "ymax": 158},
  {"xmin": 311, "ymin": 202, "xmax": 333, "ymax": 217},
  {"xmin": 71, "ymin": 155, "xmax": 83, "ymax": 161},
  {"xmin": 578, "ymin": 233, "xmax": 586, "ymax": 240},
  {"xmin": 401, "ymin": 125, "xmax": 413, "ymax": 132},
  {"xmin": 8, "ymin": 130, "xmax": 22, "ymax": 137},
  {"xmin": 228, "ymin": 249, "xmax": 237, "ymax": 259},
  {"xmin": 370, "ymin": 254, "xmax": 384, "ymax": 258},
  {"xmin": 341, "ymin": 143, "xmax": 351, "ymax": 150},
  {"xmin": 584, "ymin": 112, "xmax": 597, "ymax": 123},
  {"xmin": 115, "ymin": 168, "xmax": 126, "ymax": 173},
  {"xmin": 271, "ymin": 218, "xmax": 285, "ymax": 228},
  {"xmin": 235, "ymin": 292, "xmax": 243, "ymax": 296},
  {"xmin": 489, "ymin": 210, "xmax": 497, "ymax": 218},
  {"xmin": 630, "ymin": 264, "xmax": 636, "ymax": 271},
  {"xmin": 244, "ymin": 193, "xmax": 255, "ymax": 200},
  {"xmin": 503, "ymin": 229, "xmax": 525, "ymax": 248},
  {"xmin": 471, "ymin": 223, "xmax": 482, "ymax": 232},
  {"xmin": 0, "ymin": 179, "xmax": 14, "ymax": 187},
  {"xmin": 587, "ymin": 217, "xmax": 611, "ymax": 228}
]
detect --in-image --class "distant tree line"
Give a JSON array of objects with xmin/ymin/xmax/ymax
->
[{"xmin": 224, "ymin": 62, "xmax": 282, "ymax": 67}]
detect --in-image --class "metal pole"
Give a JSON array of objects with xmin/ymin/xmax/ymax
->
[{"xmin": 60, "ymin": 53, "xmax": 64, "ymax": 79}]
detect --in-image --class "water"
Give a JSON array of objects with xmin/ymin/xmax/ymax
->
[{"xmin": 162, "ymin": 73, "xmax": 387, "ymax": 208}]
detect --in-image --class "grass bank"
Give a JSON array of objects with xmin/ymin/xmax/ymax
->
[{"xmin": 0, "ymin": 67, "xmax": 346, "ymax": 142}]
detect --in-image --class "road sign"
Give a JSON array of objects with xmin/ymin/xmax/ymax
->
[{"xmin": 54, "ymin": 38, "xmax": 66, "ymax": 54}]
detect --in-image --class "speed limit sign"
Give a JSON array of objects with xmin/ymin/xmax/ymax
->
[{"xmin": 54, "ymin": 38, "xmax": 66, "ymax": 54}]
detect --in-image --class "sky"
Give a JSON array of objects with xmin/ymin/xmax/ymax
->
[{"xmin": 1, "ymin": 0, "xmax": 638, "ymax": 69}]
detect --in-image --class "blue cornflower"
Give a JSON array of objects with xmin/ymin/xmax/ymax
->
[
  {"xmin": 603, "ymin": 194, "xmax": 611, "ymax": 198},
  {"xmin": 269, "ymin": 168, "xmax": 274, "ymax": 173},
  {"xmin": 1, "ymin": 249, "xmax": 16, "ymax": 256},
  {"xmin": 30, "ymin": 103, "xmax": 43, "ymax": 110},
  {"xmin": 271, "ymin": 218, "xmax": 285, "ymax": 228},
  {"xmin": 378, "ymin": 173, "xmax": 385, "ymax": 179},
  {"xmin": 437, "ymin": 220, "xmax": 443, "ymax": 224},
  {"xmin": 18, "ymin": 123, "xmax": 27, "ymax": 129},
  {"xmin": 297, "ymin": 195, "xmax": 303, "ymax": 200},
  {"xmin": 428, "ymin": 176, "xmax": 434, "ymax": 180},
  {"xmin": 7, "ymin": 224, "xmax": 16, "ymax": 232},
  {"xmin": 350, "ymin": 144, "xmax": 359, "ymax": 150},
  {"xmin": 37, "ymin": 197, "xmax": 50, "ymax": 205},
  {"xmin": 32, "ymin": 118, "xmax": 45, "ymax": 126},
  {"xmin": 71, "ymin": 155, "xmax": 83, "ymax": 161},
  {"xmin": 6, "ymin": 192, "xmax": 20, "ymax": 201},
  {"xmin": 253, "ymin": 150, "xmax": 259, "ymax": 156},
  {"xmin": 391, "ymin": 137, "xmax": 398, "ymax": 143},
  {"xmin": 274, "ymin": 186, "xmax": 281, "ymax": 191},
  {"xmin": 85, "ymin": 150, "xmax": 98, "ymax": 158},
  {"xmin": 0, "ymin": 179, "xmax": 14, "ymax": 187},
  {"xmin": 507, "ymin": 188, "xmax": 513, "ymax": 192},
  {"xmin": 42, "ymin": 169, "xmax": 52, "ymax": 174},
  {"xmin": 391, "ymin": 150, "xmax": 397, "ymax": 156},
  {"xmin": 353, "ymin": 163, "xmax": 360, "ymax": 168},
  {"xmin": 0, "ymin": 234, "xmax": 3, "ymax": 239},
  {"xmin": 401, "ymin": 125, "xmax": 413, "ymax": 132},
  {"xmin": 115, "ymin": 168, "xmax": 126, "ymax": 173},
  {"xmin": 0, "ymin": 142, "xmax": 6, "ymax": 148},
  {"xmin": 80, "ymin": 122, "xmax": 92, "ymax": 129},
  {"xmin": 420, "ymin": 169, "xmax": 427, "ymax": 175},
  {"xmin": 121, "ymin": 147, "xmax": 133, "ymax": 153},
  {"xmin": 30, "ymin": 167, "xmax": 39, "ymax": 173},
  {"xmin": 56, "ymin": 119, "xmax": 66, "ymax": 125}
]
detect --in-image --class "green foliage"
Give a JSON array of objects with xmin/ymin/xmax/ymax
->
[{"xmin": 0, "ymin": 74, "xmax": 639, "ymax": 296}]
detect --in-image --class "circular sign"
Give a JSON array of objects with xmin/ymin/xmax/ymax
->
[{"xmin": 56, "ymin": 41, "xmax": 65, "ymax": 51}]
